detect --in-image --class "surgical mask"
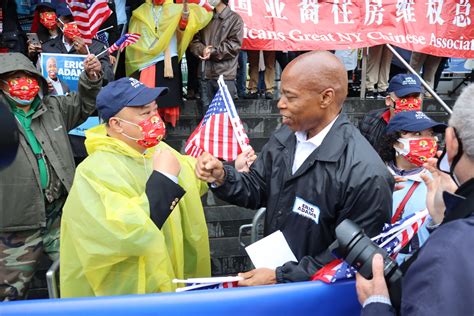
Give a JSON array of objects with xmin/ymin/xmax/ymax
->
[
  {"xmin": 391, "ymin": 96, "xmax": 422, "ymax": 114},
  {"xmin": 437, "ymin": 130, "xmax": 463, "ymax": 187},
  {"xmin": 39, "ymin": 12, "xmax": 57, "ymax": 30},
  {"xmin": 119, "ymin": 115, "xmax": 166, "ymax": 148},
  {"xmin": 3, "ymin": 77, "xmax": 40, "ymax": 106},
  {"xmin": 395, "ymin": 137, "xmax": 438, "ymax": 167},
  {"xmin": 208, "ymin": 0, "xmax": 221, "ymax": 7},
  {"xmin": 63, "ymin": 22, "xmax": 80, "ymax": 40}
]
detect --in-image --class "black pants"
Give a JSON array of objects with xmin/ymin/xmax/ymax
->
[{"xmin": 199, "ymin": 79, "xmax": 237, "ymax": 116}]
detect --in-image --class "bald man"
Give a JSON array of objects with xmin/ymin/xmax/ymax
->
[{"xmin": 196, "ymin": 51, "xmax": 394, "ymax": 286}]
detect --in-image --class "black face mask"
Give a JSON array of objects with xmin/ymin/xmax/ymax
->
[{"xmin": 437, "ymin": 129, "xmax": 463, "ymax": 187}]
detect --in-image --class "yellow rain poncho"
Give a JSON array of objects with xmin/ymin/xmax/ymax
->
[
  {"xmin": 60, "ymin": 125, "xmax": 210, "ymax": 297},
  {"xmin": 126, "ymin": 0, "xmax": 212, "ymax": 76}
]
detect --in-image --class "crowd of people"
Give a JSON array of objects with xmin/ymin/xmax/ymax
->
[{"xmin": 0, "ymin": 1, "xmax": 473, "ymax": 315}]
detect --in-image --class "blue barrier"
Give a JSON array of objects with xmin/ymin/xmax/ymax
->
[{"xmin": 0, "ymin": 280, "xmax": 360, "ymax": 316}]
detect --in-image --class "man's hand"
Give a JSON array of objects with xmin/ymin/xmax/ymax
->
[
  {"xmin": 153, "ymin": 149, "xmax": 181, "ymax": 177},
  {"xmin": 47, "ymin": 80, "xmax": 54, "ymax": 93},
  {"xmin": 238, "ymin": 268, "xmax": 276, "ymax": 287},
  {"xmin": 27, "ymin": 41, "xmax": 42, "ymax": 58},
  {"xmin": 235, "ymin": 148, "xmax": 257, "ymax": 172},
  {"xmin": 199, "ymin": 45, "xmax": 212, "ymax": 60},
  {"xmin": 195, "ymin": 152, "xmax": 225, "ymax": 185},
  {"xmin": 73, "ymin": 36, "xmax": 88, "ymax": 55},
  {"xmin": 83, "ymin": 54, "xmax": 102, "ymax": 80},
  {"xmin": 394, "ymin": 176, "xmax": 407, "ymax": 191},
  {"xmin": 355, "ymin": 254, "xmax": 390, "ymax": 305},
  {"xmin": 421, "ymin": 152, "xmax": 458, "ymax": 225},
  {"xmin": 109, "ymin": 55, "xmax": 117, "ymax": 65}
]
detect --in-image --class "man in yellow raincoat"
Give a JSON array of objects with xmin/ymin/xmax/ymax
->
[
  {"xmin": 126, "ymin": 0, "xmax": 212, "ymax": 127},
  {"xmin": 60, "ymin": 77, "xmax": 211, "ymax": 297}
]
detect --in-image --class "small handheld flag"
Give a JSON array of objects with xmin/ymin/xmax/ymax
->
[
  {"xmin": 185, "ymin": 76, "xmax": 250, "ymax": 161},
  {"xmin": 96, "ymin": 33, "xmax": 141, "ymax": 58},
  {"xmin": 107, "ymin": 33, "xmax": 141, "ymax": 54}
]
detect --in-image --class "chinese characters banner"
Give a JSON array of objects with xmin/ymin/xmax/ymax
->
[{"xmin": 230, "ymin": 0, "xmax": 474, "ymax": 58}]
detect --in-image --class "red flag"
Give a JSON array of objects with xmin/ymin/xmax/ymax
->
[{"xmin": 65, "ymin": 0, "xmax": 112, "ymax": 44}]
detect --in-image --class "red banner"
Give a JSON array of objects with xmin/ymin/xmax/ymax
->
[{"xmin": 231, "ymin": 0, "xmax": 474, "ymax": 58}]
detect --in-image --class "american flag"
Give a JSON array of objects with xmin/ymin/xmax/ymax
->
[
  {"xmin": 65, "ymin": 0, "xmax": 112, "ymax": 44},
  {"xmin": 177, "ymin": 281, "xmax": 239, "ymax": 292},
  {"xmin": 107, "ymin": 33, "xmax": 141, "ymax": 54},
  {"xmin": 311, "ymin": 209, "xmax": 429, "ymax": 283},
  {"xmin": 185, "ymin": 78, "xmax": 250, "ymax": 161}
]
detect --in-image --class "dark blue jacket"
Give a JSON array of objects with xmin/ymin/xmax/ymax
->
[{"xmin": 362, "ymin": 178, "xmax": 474, "ymax": 316}]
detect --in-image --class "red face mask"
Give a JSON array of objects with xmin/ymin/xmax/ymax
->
[
  {"xmin": 63, "ymin": 22, "xmax": 80, "ymax": 40},
  {"xmin": 5, "ymin": 77, "xmax": 40, "ymax": 101},
  {"xmin": 120, "ymin": 115, "xmax": 166, "ymax": 148},
  {"xmin": 395, "ymin": 137, "xmax": 438, "ymax": 167},
  {"xmin": 40, "ymin": 12, "xmax": 57, "ymax": 30},
  {"xmin": 153, "ymin": 0, "xmax": 166, "ymax": 5},
  {"xmin": 393, "ymin": 97, "xmax": 422, "ymax": 114}
]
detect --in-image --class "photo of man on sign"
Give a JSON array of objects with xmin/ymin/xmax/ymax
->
[{"xmin": 41, "ymin": 52, "xmax": 85, "ymax": 93}]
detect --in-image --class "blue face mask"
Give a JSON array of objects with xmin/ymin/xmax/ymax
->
[{"xmin": 3, "ymin": 90, "xmax": 35, "ymax": 107}]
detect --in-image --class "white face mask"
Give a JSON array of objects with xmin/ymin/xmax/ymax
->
[{"xmin": 208, "ymin": 0, "xmax": 221, "ymax": 7}]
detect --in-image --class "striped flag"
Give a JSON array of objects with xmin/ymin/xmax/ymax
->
[
  {"xmin": 176, "ymin": 281, "xmax": 239, "ymax": 292},
  {"xmin": 65, "ymin": 0, "xmax": 112, "ymax": 44},
  {"xmin": 185, "ymin": 77, "xmax": 250, "ymax": 161},
  {"xmin": 107, "ymin": 33, "xmax": 141, "ymax": 54},
  {"xmin": 311, "ymin": 209, "xmax": 429, "ymax": 283}
]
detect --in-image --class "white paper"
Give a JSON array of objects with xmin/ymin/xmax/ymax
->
[{"xmin": 245, "ymin": 230, "xmax": 297, "ymax": 269}]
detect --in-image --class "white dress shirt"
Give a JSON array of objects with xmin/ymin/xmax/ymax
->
[{"xmin": 291, "ymin": 116, "xmax": 339, "ymax": 175}]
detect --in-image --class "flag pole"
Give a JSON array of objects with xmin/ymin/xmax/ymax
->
[
  {"xmin": 217, "ymin": 76, "xmax": 251, "ymax": 152},
  {"xmin": 385, "ymin": 44, "xmax": 452, "ymax": 115}
]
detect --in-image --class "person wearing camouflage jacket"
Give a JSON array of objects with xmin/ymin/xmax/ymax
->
[{"xmin": 0, "ymin": 52, "xmax": 103, "ymax": 301}]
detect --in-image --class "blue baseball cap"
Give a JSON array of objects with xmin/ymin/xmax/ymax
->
[
  {"xmin": 56, "ymin": 2, "xmax": 72, "ymax": 17},
  {"xmin": 387, "ymin": 111, "xmax": 447, "ymax": 134},
  {"xmin": 96, "ymin": 77, "xmax": 168, "ymax": 121},
  {"xmin": 387, "ymin": 74, "xmax": 422, "ymax": 97},
  {"xmin": 36, "ymin": 0, "xmax": 58, "ymax": 10}
]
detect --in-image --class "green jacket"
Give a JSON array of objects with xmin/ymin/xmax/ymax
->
[{"xmin": 0, "ymin": 53, "xmax": 103, "ymax": 232}]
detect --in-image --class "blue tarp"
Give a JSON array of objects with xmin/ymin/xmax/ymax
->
[{"xmin": 0, "ymin": 280, "xmax": 360, "ymax": 316}]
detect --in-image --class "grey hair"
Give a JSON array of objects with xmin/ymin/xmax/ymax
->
[{"xmin": 449, "ymin": 84, "xmax": 474, "ymax": 158}]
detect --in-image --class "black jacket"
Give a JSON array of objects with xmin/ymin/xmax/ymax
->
[
  {"xmin": 41, "ymin": 36, "xmax": 115, "ymax": 85},
  {"xmin": 213, "ymin": 114, "xmax": 393, "ymax": 282},
  {"xmin": 0, "ymin": 0, "xmax": 27, "ymax": 54},
  {"xmin": 358, "ymin": 108, "xmax": 388, "ymax": 152},
  {"xmin": 362, "ymin": 178, "xmax": 474, "ymax": 316}
]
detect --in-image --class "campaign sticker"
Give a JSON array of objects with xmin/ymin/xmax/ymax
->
[{"xmin": 292, "ymin": 197, "xmax": 320, "ymax": 224}]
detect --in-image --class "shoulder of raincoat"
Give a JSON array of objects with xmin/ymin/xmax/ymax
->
[
  {"xmin": 125, "ymin": 0, "xmax": 212, "ymax": 75},
  {"xmin": 0, "ymin": 63, "xmax": 102, "ymax": 232},
  {"xmin": 60, "ymin": 125, "xmax": 210, "ymax": 297},
  {"xmin": 213, "ymin": 113, "xmax": 394, "ymax": 282}
]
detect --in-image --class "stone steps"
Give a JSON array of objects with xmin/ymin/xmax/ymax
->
[{"xmin": 166, "ymin": 98, "xmax": 452, "ymax": 153}]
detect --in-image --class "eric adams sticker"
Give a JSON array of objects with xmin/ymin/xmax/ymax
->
[{"xmin": 292, "ymin": 197, "xmax": 320, "ymax": 224}]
